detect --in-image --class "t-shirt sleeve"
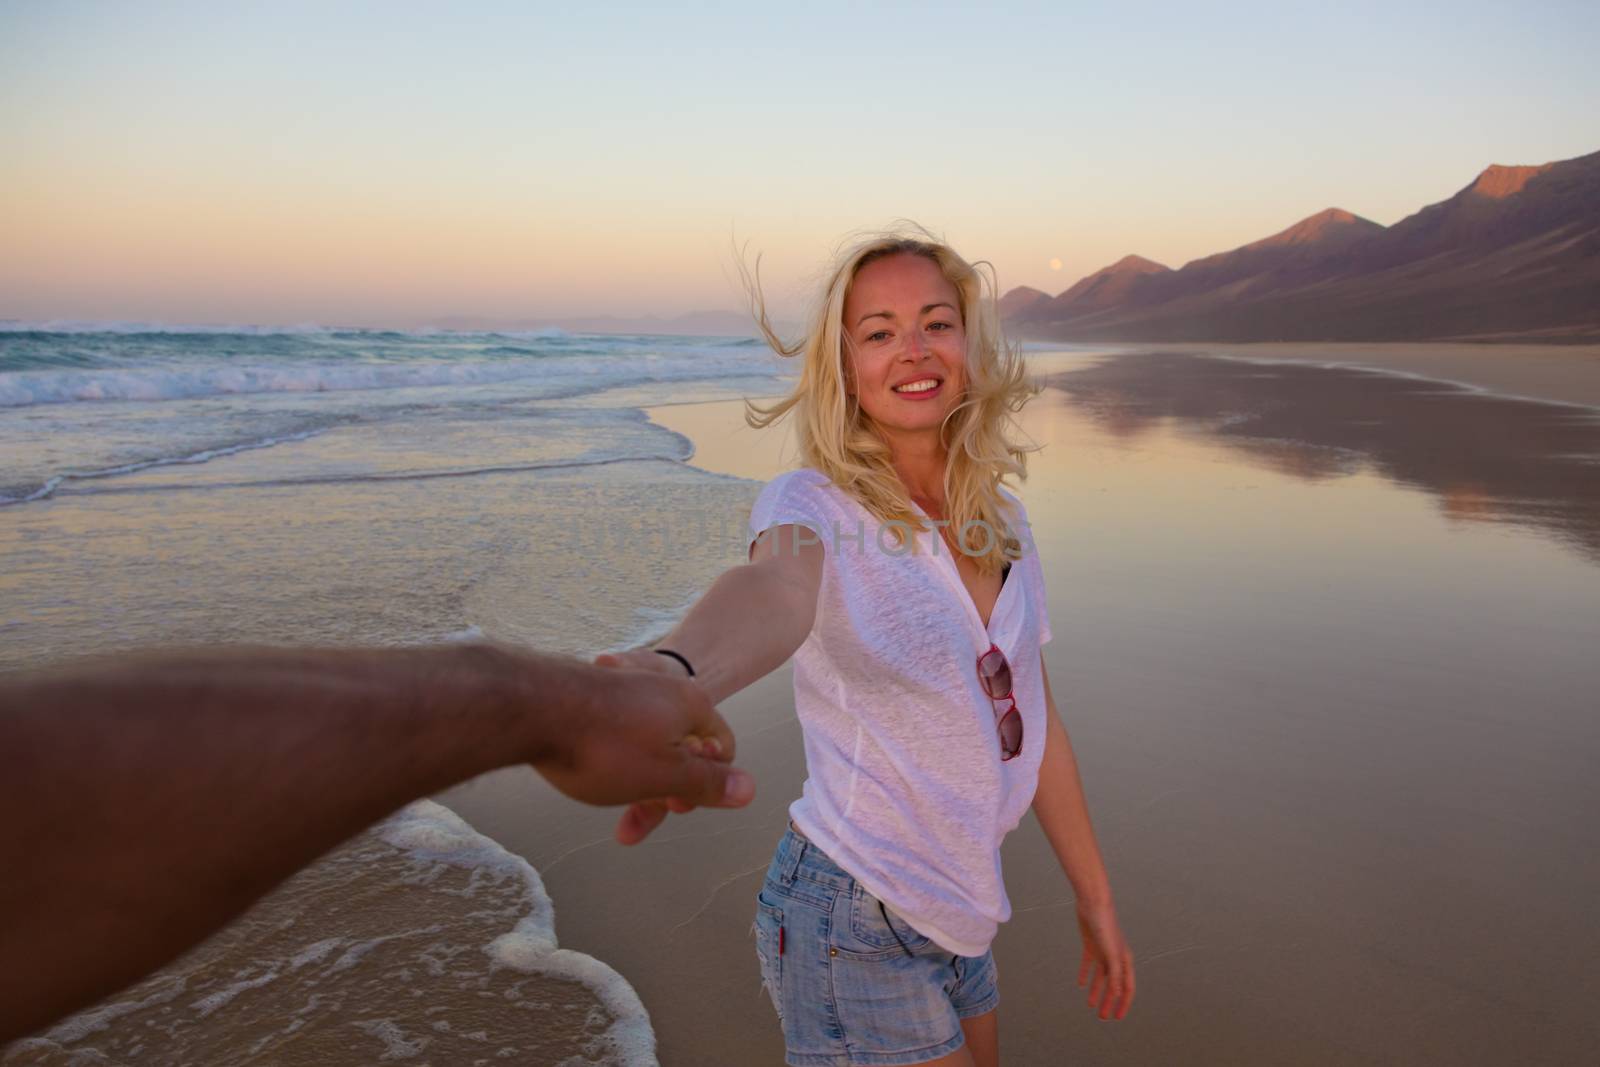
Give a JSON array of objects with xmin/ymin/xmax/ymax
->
[
  {"xmin": 1009, "ymin": 496, "xmax": 1053, "ymax": 647},
  {"xmin": 747, "ymin": 472, "xmax": 832, "ymax": 557},
  {"xmin": 1028, "ymin": 545, "xmax": 1053, "ymax": 647}
]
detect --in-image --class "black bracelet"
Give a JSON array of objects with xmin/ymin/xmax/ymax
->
[{"xmin": 653, "ymin": 648, "xmax": 695, "ymax": 677}]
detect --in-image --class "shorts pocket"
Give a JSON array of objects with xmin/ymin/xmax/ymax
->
[
  {"xmin": 845, "ymin": 884, "xmax": 931, "ymax": 957},
  {"xmin": 754, "ymin": 889, "xmax": 785, "ymax": 1021}
]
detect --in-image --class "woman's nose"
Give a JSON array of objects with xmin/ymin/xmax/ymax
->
[{"xmin": 901, "ymin": 331, "xmax": 929, "ymax": 359}]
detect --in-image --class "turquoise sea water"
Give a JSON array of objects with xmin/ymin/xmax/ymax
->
[{"xmin": 0, "ymin": 327, "xmax": 787, "ymax": 668}]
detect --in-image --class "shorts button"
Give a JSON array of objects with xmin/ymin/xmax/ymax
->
[{"xmin": 829, "ymin": 948, "xmax": 837, "ymax": 957}]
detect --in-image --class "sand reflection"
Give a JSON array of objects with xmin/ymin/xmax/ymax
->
[{"xmin": 1052, "ymin": 351, "xmax": 1600, "ymax": 560}]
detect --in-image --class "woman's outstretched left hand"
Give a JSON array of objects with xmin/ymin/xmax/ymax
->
[{"xmin": 1076, "ymin": 899, "xmax": 1135, "ymax": 1020}]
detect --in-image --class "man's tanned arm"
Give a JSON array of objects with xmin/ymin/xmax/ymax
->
[{"xmin": 0, "ymin": 643, "xmax": 753, "ymax": 1043}]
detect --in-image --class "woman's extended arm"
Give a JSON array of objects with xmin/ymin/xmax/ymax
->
[
  {"xmin": 597, "ymin": 524, "xmax": 825, "ymax": 842},
  {"xmin": 1031, "ymin": 658, "xmax": 1137, "ymax": 1020},
  {"xmin": 603, "ymin": 524, "xmax": 825, "ymax": 703}
]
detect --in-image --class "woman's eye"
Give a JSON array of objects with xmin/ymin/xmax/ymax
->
[
  {"xmin": 866, "ymin": 330, "xmax": 890, "ymax": 343},
  {"xmin": 927, "ymin": 322, "xmax": 950, "ymax": 332}
]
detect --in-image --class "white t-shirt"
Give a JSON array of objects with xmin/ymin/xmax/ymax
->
[{"xmin": 746, "ymin": 468, "xmax": 1053, "ymax": 956}]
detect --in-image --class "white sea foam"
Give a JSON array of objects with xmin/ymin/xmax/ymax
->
[
  {"xmin": 0, "ymin": 319, "xmax": 352, "ymax": 335},
  {"xmin": 378, "ymin": 800, "xmax": 657, "ymax": 1066},
  {"xmin": 378, "ymin": 802, "xmax": 560, "ymax": 954},
  {"xmin": 0, "ymin": 349, "xmax": 776, "ymax": 409},
  {"xmin": 36, "ymin": 975, "xmax": 189, "ymax": 1043},
  {"xmin": 0, "ymin": 360, "xmax": 565, "ymax": 407},
  {"xmin": 7, "ymin": 802, "xmax": 658, "ymax": 1066},
  {"xmin": 505, "ymin": 949, "xmax": 656, "ymax": 1066},
  {"xmin": 288, "ymin": 937, "xmax": 343, "ymax": 970},
  {"xmin": 190, "ymin": 967, "xmax": 281, "ymax": 1018},
  {"xmin": 0, "ymin": 320, "xmax": 583, "ymax": 338},
  {"xmin": 351, "ymin": 1017, "xmax": 430, "ymax": 1060},
  {"xmin": 0, "ymin": 429, "xmax": 328, "ymax": 505}
]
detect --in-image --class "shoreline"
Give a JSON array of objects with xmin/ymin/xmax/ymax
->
[
  {"xmin": 451, "ymin": 361, "xmax": 1600, "ymax": 1067},
  {"xmin": 1095, "ymin": 341, "xmax": 1600, "ymax": 410}
]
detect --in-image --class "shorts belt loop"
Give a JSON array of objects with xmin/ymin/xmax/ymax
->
[{"xmin": 778, "ymin": 823, "xmax": 807, "ymax": 886}]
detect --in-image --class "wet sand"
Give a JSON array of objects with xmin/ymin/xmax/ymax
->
[
  {"xmin": 12, "ymin": 341, "xmax": 1597, "ymax": 1065},
  {"xmin": 1053, "ymin": 350, "xmax": 1600, "ymax": 563},
  {"xmin": 6, "ymin": 801, "xmax": 650, "ymax": 1066},
  {"xmin": 444, "ymin": 347, "xmax": 1600, "ymax": 1065},
  {"xmin": 1130, "ymin": 341, "xmax": 1600, "ymax": 409}
]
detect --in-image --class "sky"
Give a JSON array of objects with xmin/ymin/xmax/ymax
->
[{"xmin": 2, "ymin": 0, "xmax": 1596, "ymax": 328}]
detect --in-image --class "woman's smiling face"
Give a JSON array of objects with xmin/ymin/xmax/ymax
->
[{"xmin": 841, "ymin": 252, "xmax": 968, "ymax": 441}]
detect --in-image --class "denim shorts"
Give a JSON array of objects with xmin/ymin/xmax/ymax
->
[{"xmin": 753, "ymin": 826, "xmax": 1000, "ymax": 1067}]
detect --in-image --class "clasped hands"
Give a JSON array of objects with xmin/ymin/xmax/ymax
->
[{"xmin": 531, "ymin": 647, "xmax": 751, "ymax": 845}]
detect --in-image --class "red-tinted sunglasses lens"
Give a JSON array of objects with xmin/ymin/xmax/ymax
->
[
  {"xmin": 997, "ymin": 701, "xmax": 1023, "ymax": 760},
  {"xmin": 977, "ymin": 646, "xmax": 1012, "ymax": 700}
]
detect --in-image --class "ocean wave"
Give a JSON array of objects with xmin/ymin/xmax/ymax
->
[
  {"xmin": 0, "ymin": 337, "xmax": 780, "ymax": 405},
  {"xmin": 0, "ymin": 322, "xmax": 679, "ymax": 344},
  {"xmin": 0, "ymin": 320, "xmax": 356, "ymax": 336},
  {"xmin": 0, "ymin": 359, "xmax": 587, "ymax": 408},
  {"xmin": 0, "ymin": 429, "xmax": 331, "ymax": 505},
  {"xmin": 377, "ymin": 800, "xmax": 655, "ymax": 1065},
  {"xmin": 11, "ymin": 800, "xmax": 657, "ymax": 1065},
  {"xmin": 25, "ymin": 448, "xmax": 694, "ymax": 504},
  {"xmin": 475, "ymin": 327, "xmax": 572, "ymax": 340}
]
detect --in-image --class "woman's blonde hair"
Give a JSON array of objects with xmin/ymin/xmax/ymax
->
[{"xmin": 742, "ymin": 224, "xmax": 1039, "ymax": 574}]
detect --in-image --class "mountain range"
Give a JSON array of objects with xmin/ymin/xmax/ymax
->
[{"xmin": 1004, "ymin": 149, "xmax": 1600, "ymax": 343}]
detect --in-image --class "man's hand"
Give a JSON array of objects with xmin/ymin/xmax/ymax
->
[
  {"xmin": 529, "ymin": 652, "xmax": 753, "ymax": 844},
  {"xmin": 0, "ymin": 642, "xmax": 755, "ymax": 1043}
]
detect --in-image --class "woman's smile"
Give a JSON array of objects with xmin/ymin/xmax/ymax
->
[{"xmin": 891, "ymin": 375, "xmax": 944, "ymax": 399}]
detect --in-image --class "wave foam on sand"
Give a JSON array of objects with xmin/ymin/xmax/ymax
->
[{"xmin": 3, "ymin": 800, "xmax": 657, "ymax": 1066}]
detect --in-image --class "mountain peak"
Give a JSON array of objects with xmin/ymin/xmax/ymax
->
[
  {"xmin": 1305, "ymin": 207, "xmax": 1359, "ymax": 226},
  {"xmin": 1107, "ymin": 254, "xmax": 1170, "ymax": 273},
  {"xmin": 998, "ymin": 286, "xmax": 1050, "ymax": 316},
  {"xmin": 1467, "ymin": 163, "xmax": 1554, "ymax": 199},
  {"xmin": 1256, "ymin": 208, "xmax": 1382, "ymax": 248}
]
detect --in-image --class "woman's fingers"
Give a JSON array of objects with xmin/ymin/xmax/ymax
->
[
  {"xmin": 1075, "ymin": 900, "xmax": 1135, "ymax": 1020},
  {"xmin": 1116, "ymin": 955, "xmax": 1136, "ymax": 1019},
  {"xmin": 1079, "ymin": 946, "xmax": 1136, "ymax": 1020},
  {"xmin": 1093, "ymin": 953, "xmax": 1135, "ymax": 1020},
  {"xmin": 614, "ymin": 800, "xmax": 669, "ymax": 845}
]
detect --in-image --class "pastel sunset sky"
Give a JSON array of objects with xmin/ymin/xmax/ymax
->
[{"xmin": 2, "ymin": 0, "xmax": 1596, "ymax": 327}]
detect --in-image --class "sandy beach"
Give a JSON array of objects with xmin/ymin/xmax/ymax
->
[
  {"xmin": 442, "ymin": 343, "xmax": 1600, "ymax": 1065},
  {"xmin": 1126, "ymin": 341, "xmax": 1600, "ymax": 409},
  {"xmin": 7, "ymin": 339, "xmax": 1600, "ymax": 1065}
]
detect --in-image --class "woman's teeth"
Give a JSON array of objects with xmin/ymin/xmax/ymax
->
[{"xmin": 894, "ymin": 380, "xmax": 940, "ymax": 393}]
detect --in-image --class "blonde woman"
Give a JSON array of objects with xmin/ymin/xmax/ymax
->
[{"xmin": 599, "ymin": 228, "xmax": 1134, "ymax": 1066}]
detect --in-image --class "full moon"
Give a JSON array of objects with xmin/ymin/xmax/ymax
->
[{"xmin": 1049, "ymin": 257, "xmax": 1063, "ymax": 271}]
